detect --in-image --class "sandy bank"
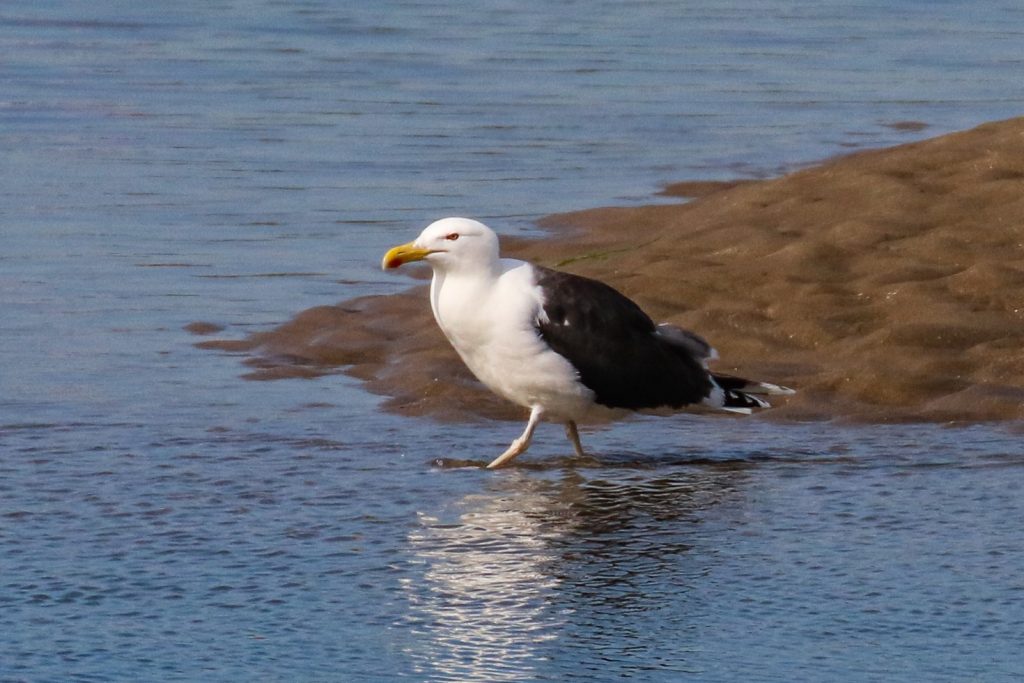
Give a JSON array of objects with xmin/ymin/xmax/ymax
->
[{"xmin": 197, "ymin": 117, "xmax": 1024, "ymax": 423}]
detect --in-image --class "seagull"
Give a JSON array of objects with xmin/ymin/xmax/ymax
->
[{"xmin": 382, "ymin": 217, "xmax": 793, "ymax": 468}]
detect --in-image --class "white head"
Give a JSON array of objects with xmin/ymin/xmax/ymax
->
[{"xmin": 381, "ymin": 217, "xmax": 500, "ymax": 275}]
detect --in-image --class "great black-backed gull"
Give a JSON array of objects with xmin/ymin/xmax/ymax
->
[{"xmin": 382, "ymin": 217, "xmax": 792, "ymax": 468}]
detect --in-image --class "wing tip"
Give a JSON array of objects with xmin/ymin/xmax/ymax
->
[{"xmin": 757, "ymin": 382, "xmax": 796, "ymax": 396}]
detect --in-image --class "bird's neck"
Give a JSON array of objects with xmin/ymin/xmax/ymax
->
[{"xmin": 429, "ymin": 264, "xmax": 499, "ymax": 341}]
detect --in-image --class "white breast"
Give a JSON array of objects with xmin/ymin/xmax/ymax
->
[{"xmin": 430, "ymin": 260, "xmax": 596, "ymax": 420}]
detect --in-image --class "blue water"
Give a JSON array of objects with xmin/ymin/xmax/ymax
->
[{"xmin": 2, "ymin": 1, "xmax": 1024, "ymax": 681}]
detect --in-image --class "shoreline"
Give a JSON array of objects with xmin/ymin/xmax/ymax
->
[{"xmin": 197, "ymin": 116, "xmax": 1024, "ymax": 424}]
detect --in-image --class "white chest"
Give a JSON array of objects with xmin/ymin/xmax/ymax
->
[{"xmin": 427, "ymin": 263, "xmax": 594, "ymax": 417}]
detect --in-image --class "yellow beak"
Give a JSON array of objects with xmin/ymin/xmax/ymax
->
[{"xmin": 381, "ymin": 241, "xmax": 433, "ymax": 270}]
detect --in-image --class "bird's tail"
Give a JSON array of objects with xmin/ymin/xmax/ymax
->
[{"xmin": 704, "ymin": 373, "xmax": 795, "ymax": 414}]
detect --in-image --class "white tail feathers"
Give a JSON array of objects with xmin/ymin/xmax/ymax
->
[{"xmin": 720, "ymin": 406, "xmax": 754, "ymax": 415}]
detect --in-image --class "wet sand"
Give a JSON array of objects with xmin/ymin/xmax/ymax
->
[{"xmin": 197, "ymin": 117, "xmax": 1024, "ymax": 423}]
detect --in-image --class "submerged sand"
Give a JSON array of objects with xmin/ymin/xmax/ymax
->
[{"xmin": 197, "ymin": 117, "xmax": 1024, "ymax": 423}]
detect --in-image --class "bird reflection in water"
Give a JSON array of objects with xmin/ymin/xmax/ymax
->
[
  {"xmin": 402, "ymin": 475, "xmax": 562, "ymax": 682},
  {"xmin": 401, "ymin": 459, "xmax": 750, "ymax": 681}
]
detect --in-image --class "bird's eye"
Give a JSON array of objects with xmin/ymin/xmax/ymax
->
[{"xmin": 445, "ymin": 233, "xmax": 460, "ymax": 241}]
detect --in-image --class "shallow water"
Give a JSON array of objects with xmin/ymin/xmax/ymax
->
[{"xmin": 3, "ymin": 1, "xmax": 1024, "ymax": 681}]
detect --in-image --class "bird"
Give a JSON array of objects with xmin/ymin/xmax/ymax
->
[{"xmin": 382, "ymin": 217, "xmax": 793, "ymax": 468}]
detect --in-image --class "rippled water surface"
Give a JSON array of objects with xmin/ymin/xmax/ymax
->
[{"xmin": 3, "ymin": 1, "xmax": 1024, "ymax": 681}]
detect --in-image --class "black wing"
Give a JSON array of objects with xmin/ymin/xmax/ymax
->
[{"xmin": 533, "ymin": 266, "xmax": 712, "ymax": 410}]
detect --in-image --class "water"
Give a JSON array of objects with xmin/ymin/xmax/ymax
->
[{"xmin": 2, "ymin": 1, "xmax": 1023, "ymax": 680}]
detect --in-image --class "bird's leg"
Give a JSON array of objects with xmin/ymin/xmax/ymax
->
[
  {"xmin": 563, "ymin": 421, "xmax": 587, "ymax": 459},
  {"xmin": 487, "ymin": 405, "xmax": 544, "ymax": 469}
]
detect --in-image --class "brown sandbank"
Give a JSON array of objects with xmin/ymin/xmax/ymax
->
[{"xmin": 196, "ymin": 117, "xmax": 1024, "ymax": 423}]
